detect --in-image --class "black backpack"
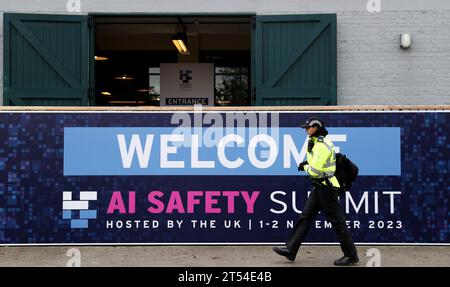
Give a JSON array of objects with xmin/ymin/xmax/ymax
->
[{"xmin": 334, "ymin": 153, "xmax": 359, "ymax": 194}]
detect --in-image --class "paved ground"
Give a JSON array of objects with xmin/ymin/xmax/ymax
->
[{"xmin": 0, "ymin": 245, "xmax": 449, "ymax": 267}]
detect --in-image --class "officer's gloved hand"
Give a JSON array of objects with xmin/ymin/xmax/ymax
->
[{"xmin": 298, "ymin": 161, "xmax": 308, "ymax": 171}]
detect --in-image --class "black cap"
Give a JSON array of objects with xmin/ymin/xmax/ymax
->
[{"xmin": 300, "ymin": 118, "xmax": 325, "ymax": 129}]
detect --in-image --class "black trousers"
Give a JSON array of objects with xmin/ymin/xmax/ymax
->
[{"xmin": 286, "ymin": 183, "xmax": 357, "ymax": 258}]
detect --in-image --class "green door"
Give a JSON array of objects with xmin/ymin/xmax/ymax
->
[
  {"xmin": 253, "ymin": 14, "xmax": 337, "ymax": 106},
  {"xmin": 3, "ymin": 13, "xmax": 93, "ymax": 106}
]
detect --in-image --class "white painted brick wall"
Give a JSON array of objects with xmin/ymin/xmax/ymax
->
[
  {"xmin": 337, "ymin": 10, "xmax": 450, "ymax": 105},
  {"xmin": 2, "ymin": 0, "xmax": 450, "ymax": 14},
  {"xmin": 1, "ymin": 1, "xmax": 450, "ymax": 105}
]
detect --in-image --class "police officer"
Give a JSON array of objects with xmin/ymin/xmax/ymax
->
[{"xmin": 272, "ymin": 118, "xmax": 359, "ymax": 266}]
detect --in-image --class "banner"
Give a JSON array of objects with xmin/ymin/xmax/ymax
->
[{"xmin": 0, "ymin": 110, "xmax": 448, "ymax": 244}]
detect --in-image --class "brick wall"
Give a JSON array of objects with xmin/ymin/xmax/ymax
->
[{"xmin": 337, "ymin": 10, "xmax": 450, "ymax": 105}]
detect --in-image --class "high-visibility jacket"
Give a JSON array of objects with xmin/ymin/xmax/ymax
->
[{"xmin": 304, "ymin": 135, "xmax": 340, "ymax": 188}]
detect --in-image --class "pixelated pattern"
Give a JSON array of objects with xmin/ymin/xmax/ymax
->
[
  {"xmin": 62, "ymin": 191, "xmax": 97, "ymax": 228},
  {"xmin": 0, "ymin": 112, "xmax": 448, "ymax": 244}
]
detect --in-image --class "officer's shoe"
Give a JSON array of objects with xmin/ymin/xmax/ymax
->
[
  {"xmin": 272, "ymin": 246, "xmax": 296, "ymax": 262},
  {"xmin": 333, "ymin": 256, "xmax": 359, "ymax": 266}
]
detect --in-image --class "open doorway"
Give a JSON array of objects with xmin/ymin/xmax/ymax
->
[{"xmin": 93, "ymin": 16, "xmax": 252, "ymax": 107}]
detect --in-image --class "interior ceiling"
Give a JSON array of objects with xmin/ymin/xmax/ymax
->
[{"xmin": 95, "ymin": 17, "xmax": 252, "ymax": 37}]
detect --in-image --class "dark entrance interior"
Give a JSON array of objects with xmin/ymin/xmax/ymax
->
[{"xmin": 94, "ymin": 16, "xmax": 252, "ymax": 106}]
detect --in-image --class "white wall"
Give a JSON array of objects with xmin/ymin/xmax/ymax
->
[
  {"xmin": 337, "ymin": 10, "xmax": 450, "ymax": 105},
  {"xmin": 1, "ymin": 0, "xmax": 450, "ymax": 14},
  {"xmin": 2, "ymin": 0, "xmax": 450, "ymax": 105}
]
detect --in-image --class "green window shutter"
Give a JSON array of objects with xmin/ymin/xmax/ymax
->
[
  {"xmin": 253, "ymin": 14, "xmax": 337, "ymax": 106},
  {"xmin": 3, "ymin": 13, "xmax": 92, "ymax": 106}
]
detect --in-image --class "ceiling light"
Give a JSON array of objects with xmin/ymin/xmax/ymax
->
[
  {"xmin": 114, "ymin": 74, "xmax": 134, "ymax": 80},
  {"xmin": 95, "ymin": 56, "xmax": 109, "ymax": 61},
  {"xmin": 172, "ymin": 32, "xmax": 190, "ymax": 55},
  {"xmin": 101, "ymin": 91, "xmax": 112, "ymax": 96}
]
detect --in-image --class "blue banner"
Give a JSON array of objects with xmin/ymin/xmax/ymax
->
[
  {"xmin": 0, "ymin": 111, "xmax": 448, "ymax": 244},
  {"xmin": 64, "ymin": 127, "xmax": 401, "ymax": 176}
]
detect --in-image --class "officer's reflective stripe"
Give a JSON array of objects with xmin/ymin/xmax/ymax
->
[
  {"xmin": 315, "ymin": 139, "xmax": 334, "ymax": 167},
  {"xmin": 323, "ymin": 161, "xmax": 336, "ymax": 168},
  {"xmin": 324, "ymin": 171, "xmax": 335, "ymax": 177},
  {"xmin": 308, "ymin": 166, "xmax": 324, "ymax": 177},
  {"xmin": 323, "ymin": 151, "xmax": 336, "ymax": 169},
  {"xmin": 321, "ymin": 140, "xmax": 333, "ymax": 153}
]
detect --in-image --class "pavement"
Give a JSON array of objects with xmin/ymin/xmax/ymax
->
[{"xmin": 0, "ymin": 245, "xmax": 449, "ymax": 267}]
